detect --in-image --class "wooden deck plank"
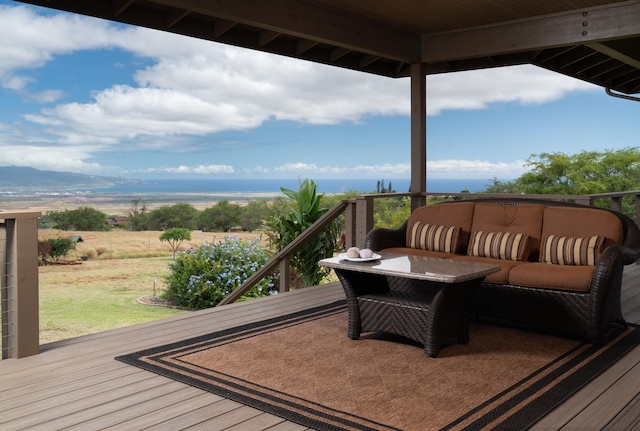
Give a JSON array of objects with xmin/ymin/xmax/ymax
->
[
  {"xmin": 1, "ymin": 270, "xmax": 640, "ymax": 431},
  {"xmin": 530, "ymin": 343, "xmax": 640, "ymax": 430},
  {"xmin": 220, "ymin": 413, "xmax": 289, "ymax": 431},
  {"xmin": 560, "ymin": 360, "xmax": 640, "ymax": 430},
  {"xmin": 99, "ymin": 395, "xmax": 238, "ymax": 431},
  {"xmin": 60, "ymin": 385, "xmax": 208, "ymax": 431}
]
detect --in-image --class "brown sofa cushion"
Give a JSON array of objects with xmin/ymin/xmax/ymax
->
[
  {"xmin": 450, "ymin": 255, "xmax": 525, "ymax": 284},
  {"xmin": 408, "ymin": 222, "xmax": 460, "ymax": 253},
  {"xmin": 468, "ymin": 231, "xmax": 530, "ymax": 261},
  {"xmin": 540, "ymin": 234, "xmax": 604, "ymax": 266},
  {"xmin": 508, "ymin": 263, "xmax": 595, "ymax": 292},
  {"xmin": 406, "ymin": 202, "xmax": 475, "ymax": 253},
  {"xmin": 471, "ymin": 203, "xmax": 545, "ymax": 261},
  {"xmin": 380, "ymin": 247, "xmax": 454, "ymax": 260},
  {"xmin": 541, "ymin": 206, "xmax": 623, "ymax": 249}
]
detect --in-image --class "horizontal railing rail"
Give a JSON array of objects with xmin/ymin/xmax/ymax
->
[{"xmin": 217, "ymin": 199, "xmax": 350, "ymax": 306}]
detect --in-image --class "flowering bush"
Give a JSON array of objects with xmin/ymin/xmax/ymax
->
[{"xmin": 163, "ymin": 236, "xmax": 276, "ymax": 309}]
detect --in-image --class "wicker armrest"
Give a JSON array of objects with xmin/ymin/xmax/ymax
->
[{"xmin": 363, "ymin": 221, "xmax": 408, "ymax": 251}]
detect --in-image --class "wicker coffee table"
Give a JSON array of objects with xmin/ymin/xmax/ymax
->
[{"xmin": 319, "ymin": 252, "xmax": 500, "ymax": 357}]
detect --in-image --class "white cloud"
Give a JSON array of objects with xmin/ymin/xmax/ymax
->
[
  {"xmin": 0, "ymin": 144, "xmax": 119, "ymax": 174},
  {"xmin": 426, "ymin": 159, "xmax": 527, "ymax": 178},
  {"xmin": 1, "ymin": 3, "xmax": 598, "ymax": 147},
  {"xmin": 246, "ymin": 160, "xmax": 523, "ymax": 179},
  {"xmin": 134, "ymin": 164, "xmax": 235, "ymax": 175},
  {"xmin": 0, "ymin": 3, "xmax": 600, "ymax": 176}
]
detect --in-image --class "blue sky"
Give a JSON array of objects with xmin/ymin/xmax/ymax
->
[{"xmin": 1, "ymin": 1, "xmax": 638, "ymax": 182}]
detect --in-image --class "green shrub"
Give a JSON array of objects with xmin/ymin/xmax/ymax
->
[
  {"xmin": 163, "ymin": 236, "xmax": 276, "ymax": 309},
  {"xmin": 46, "ymin": 237, "xmax": 76, "ymax": 261}
]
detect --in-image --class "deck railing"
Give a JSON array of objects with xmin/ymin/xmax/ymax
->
[
  {"xmin": 219, "ymin": 190, "xmax": 640, "ymax": 305},
  {"xmin": 1, "ymin": 211, "xmax": 41, "ymax": 359},
  {"xmin": 4, "ymin": 191, "xmax": 640, "ymax": 357}
]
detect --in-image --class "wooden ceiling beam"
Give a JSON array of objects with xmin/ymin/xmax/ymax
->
[
  {"xmin": 258, "ymin": 30, "xmax": 281, "ymax": 47},
  {"xmin": 214, "ymin": 19, "xmax": 236, "ymax": 38},
  {"xmin": 422, "ymin": 1, "xmax": 640, "ymax": 63},
  {"xmin": 166, "ymin": 7, "xmax": 189, "ymax": 28},
  {"xmin": 296, "ymin": 39, "xmax": 318, "ymax": 55},
  {"xmin": 149, "ymin": 0, "xmax": 419, "ymax": 62},
  {"xmin": 112, "ymin": 0, "xmax": 134, "ymax": 17}
]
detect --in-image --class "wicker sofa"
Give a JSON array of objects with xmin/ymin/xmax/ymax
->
[{"xmin": 363, "ymin": 198, "xmax": 640, "ymax": 344}]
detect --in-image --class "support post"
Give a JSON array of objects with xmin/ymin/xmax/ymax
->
[
  {"xmin": 410, "ymin": 62, "xmax": 427, "ymax": 211},
  {"xmin": 1, "ymin": 212, "xmax": 41, "ymax": 359}
]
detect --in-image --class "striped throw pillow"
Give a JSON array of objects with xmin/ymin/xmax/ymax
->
[
  {"xmin": 468, "ymin": 231, "xmax": 530, "ymax": 261},
  {"xmin": 408, "ymin": 222, "xmax": 460, "ymax": 253},
  {"xmin": 540, "ymin": 235, "xmax": 604, "ymax": 266}
]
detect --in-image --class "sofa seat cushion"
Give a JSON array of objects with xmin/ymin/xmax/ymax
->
[
  {"xmin": 406, "ymin": 202, "xmax": 475, "ymax": 253},
  {"xmin": 471, "ymin": 203, "xmax": 545, "ymax": 261},
  {"xmin": 542, "ymin": 206, "xmax": 623, "ymax": 249},
  {"xmin": 508, "ymin": 263, "xmax": 594, "ymax": 292},
  {"xmin": 380, "ymin": 247, "xmax": 454, "ymax": 260},
  {"xmin": 450, "ymin": 255, "xmax": 525, "ymax": 284}
]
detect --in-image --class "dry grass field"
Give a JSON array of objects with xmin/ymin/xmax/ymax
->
[
  {"xmin": 38, "ymin": 229, "xmax": 264, "ymax": 259},
  {"xmin": 37, "ymin": 229, "xmax": 266, "ymax": 344}
]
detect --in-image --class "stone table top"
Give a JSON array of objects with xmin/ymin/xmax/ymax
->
[{"xmin": 319, "ymin": 252, "xmax": 500, "ymax": 283}]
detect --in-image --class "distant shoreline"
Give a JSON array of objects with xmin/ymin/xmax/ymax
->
[{"xmin": 0, "ymin": 191, "xmax": 282, "ymax": 214}]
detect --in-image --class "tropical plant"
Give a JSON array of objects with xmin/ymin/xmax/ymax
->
[
  {"xmin": 163, "ymin": 236, "xmax": 276, "ymax": 309},
  {"xmin": 160, "ymin": 227, "xmax": 192, "ymax": 258},
  {"xmin": 264, "ymin": 179, "xmax": 342, "ymax": 287}
]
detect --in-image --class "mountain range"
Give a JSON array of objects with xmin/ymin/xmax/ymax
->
[{"xmin": 0, "ymin": 166, "xmax": 142, "ymax": 189}]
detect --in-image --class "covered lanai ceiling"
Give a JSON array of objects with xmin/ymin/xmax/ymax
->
[{"xmin": 16, "ymin": 0, "xmax": 640, "ymax": 95}]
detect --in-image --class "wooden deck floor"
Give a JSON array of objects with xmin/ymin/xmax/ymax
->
[{"xmin": 2, "ymin": 267, "xmax": 640, "ymax": 431}]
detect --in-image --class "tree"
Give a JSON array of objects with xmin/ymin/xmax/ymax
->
[
  {"xmin": 160, "ymin": 228, "xmax": 192, "ymax": 258},
  {"xmin": 198, "ymin": 200, "xmax": 242, "ymax": 232},
  {"xmin": 481, "ymin": 148, "xmax": 640, "ymax": 216},
  {"xmin": 47, "ymin": 207, "xmax": 110, "ymax": 231},
  {"xmin": 125, "ymin": 198, "xmax": 149, "ymax": 231},
  {"xmin": 240, "ymin": 200, "xmax": 271, "ymax": 232},
  {"xmin": 147, "ymin": 203, "xmax": 199, "ymax": 230}
]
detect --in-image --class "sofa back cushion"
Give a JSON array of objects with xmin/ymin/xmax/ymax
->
[
  {"xmin": 470, "ymin": 203, "xmax": 545, "ymax": 261},
  {"xmin": 541, "ymin": 207, "xmax": 623, "ymax": 250},
  {"xmin": 406, "ymin": 202, "xmax": 475, "ymax": 253},
  {"xmin": 468, "ymin": 231, "xmax": 530, "ymax": 261},
  {"xmin": 540, "ymin": 234, "xmax": 605, "ymax": 266},
  {"xmin": 408, "ymin": 222, "xmax": 461, "ymax": 253}
]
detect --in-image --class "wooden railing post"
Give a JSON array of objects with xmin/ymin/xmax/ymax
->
[
  {"xmin": 1, "ymin": 212, "xmax": 41, "ymax": 359},
  {"xmin": 355, "ymin": 195, "xmax": 374, "ymax": 248},
  {"xmin": 610, "ymin": 196, "xmax": 623, "ymax": 213},
  {"xmin": 279, "ymin": 257, "xmax": 290, "ymax": 293},
  {"xmin": 344, "ymin": 200, "xmax": 357, "ymax": 249}
]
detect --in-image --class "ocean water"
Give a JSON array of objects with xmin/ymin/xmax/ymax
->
[{"xmin": 89, "ymin": 178, "xmax": 493, "ymax": 195}]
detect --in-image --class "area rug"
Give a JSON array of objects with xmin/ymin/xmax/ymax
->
[{"xmin": 116, "ymin": 301, "xmax": 640, "ymax": 431}]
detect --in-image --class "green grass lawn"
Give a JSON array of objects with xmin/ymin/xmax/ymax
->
[{"xmin": 39, "ymin": 256, "xmax": 190, "ymax": 344}]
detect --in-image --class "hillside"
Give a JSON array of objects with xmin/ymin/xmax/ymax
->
[{"xmin": 0, "ymin": 166, "xmax": 142, "ymax": 189}]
